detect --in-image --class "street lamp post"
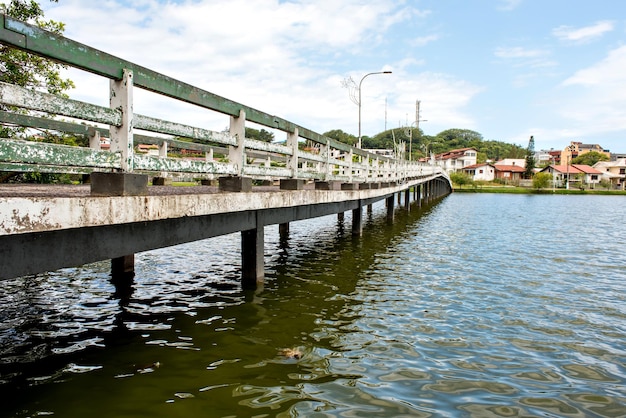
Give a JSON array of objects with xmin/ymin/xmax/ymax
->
[
  {"xmin": 565, "ymin": 144, "xmax": 575, "ymax": 190},
  {"xmin": 406, "ymin": 100, "xmax": 427, "ymax": 161},
  {"xmin": 358, "ymin": 71, "xmax": 392, "ymax": 149}
]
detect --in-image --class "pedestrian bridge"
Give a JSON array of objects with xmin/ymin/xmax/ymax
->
[{"xmin": 0, "ymin": 14, "xmax": 451, "ymax": 289}]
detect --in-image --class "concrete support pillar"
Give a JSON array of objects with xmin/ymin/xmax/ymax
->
[
  {"xmin": 397, "ymin": 192, "xmax": 401, "ymax": 205},
  {"xmin": 386, "ymin": 195, "xmax": 395, "ymax": 221},
  {"xmin": 352, "ymin": 205, "xmax": 363, "ymax": 236},
  {"xmin": 111, "ymin": 254, "xmax": 134, "ymax": 301},
  {"xmin": 279, "ymin": 222, "xmax": 289, "ymax": 240},
  {"xmin": 416, "ymin": 184, "xmax": 422, "ymax": 208},
  {"xmin": 111, "ymin": 255, "xmax": 135, "ymax": 280},
  {"xmin": 404, "ymin": 189, "xmax": 410, "ymax": 209},
  {"xmin": 367, "ymin": 204, "xmax": 373, "ymax": 213},
  {"xmin": 338, "ymin": 212, "xmax": 345, "ymax": 222},
  {"xmin": 241, "ymin": 226, "xmax": 264, "ymax": 290}
]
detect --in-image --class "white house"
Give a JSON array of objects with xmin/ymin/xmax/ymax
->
[
  {"xmin": 495, "ymin": 158, "xmax": 525, "ymax": 168},
  {"xmin": 434, "ymin": 148, "xmax": 478, "ymax": 173},
  {"xmin": 594, "ymin": 158, "xmax": 626, "ymax": 190},
  {"xmin": 463, "ymin": 163, "xmax": 495, "ymax": 181},
  {"xmin": 539, "ymin": 164, "xmax": 603, "ymax": 188}
]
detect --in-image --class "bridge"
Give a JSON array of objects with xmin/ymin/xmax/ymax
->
[{"xmin": 0, "ymin": 14, "xmax": 452, "ymax": 290}]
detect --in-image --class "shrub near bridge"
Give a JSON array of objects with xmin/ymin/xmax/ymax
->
[{"xmin": 449, "ymin": 172, "xmax": 475, "ymax": 189}]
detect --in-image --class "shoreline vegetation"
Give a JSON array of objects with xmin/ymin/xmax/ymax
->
[{"xmin": 453, "ymin": 185, "xmax": 626, "ymax": 195}]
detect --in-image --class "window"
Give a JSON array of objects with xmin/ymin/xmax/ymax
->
[
  {"xmin": 620, "ymin": 168, "xmax": 625, "ymax": 175},
  {"xmin": 479, "ymin": 169, "xmax": 483, "ymax": 174},
  {"xmin": 591, "ymin": 175, "xmax": 598, "ymax": 181}
]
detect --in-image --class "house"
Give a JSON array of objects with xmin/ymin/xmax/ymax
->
[
  {"xmin": 434, "ymin": 148, "xmax": 477, "ymax": 173},
  {"xmin": 493, "ymin": 164, "xmax": 525, "ymax": 182},
  {"xmin": 539, "ymin": 164, "xmax": 603, "ymax": 188},
  {"xmin": 463, "ymin": 163, "xmax": 495, "ymax": 181},
  {"xmin": 560, "ymin": 141, "xmax": 610, "ymax": 165},
  {"xmin": 535, "ymin": 149, "xmax": 561, "ymax": 166},
  {"xmin": 495, "ymin": 158, "xmax": 525, "ymax": 168},
  {"xmin": 593, "ymin": 158, "xmax": 626, "ymax": 190}
]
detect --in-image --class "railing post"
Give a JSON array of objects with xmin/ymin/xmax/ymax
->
[
  {"xmin": 89, "ymin": 128, "xmax": 101, "ymax": 150},
  {"xmin": 220, "ymin": 109, "xmax": 252, "ymax": 192},
  {"xmin": 229, "ymin": 109, "xmax": 246, "ymax": 175},
  {"xmin": 159, "ymin": 141, "xmax": 168, "ymax": 158},
  {"xmin": 348, "ymin": 149, "xmax": 354, "ymax": 183},
  {"xmin": 325, "ymin": 140, "xmax": 331, "ymax": 180},
  {"xmin": 286, "ymin": 128, "xmax": 299, "ymax": 178},
  {"xmin": 110, "ymin": 69, "xmax": 134, "ymax": 172}
]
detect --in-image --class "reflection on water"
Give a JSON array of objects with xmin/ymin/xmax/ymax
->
[{"xmin": 1, "ymin": 194, "xmax": 625, "ymax": 417}]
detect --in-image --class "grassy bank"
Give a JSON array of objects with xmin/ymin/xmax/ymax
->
[{"xmin": 453, "ymin": 186, "xmax": 626, "ymax": 195}]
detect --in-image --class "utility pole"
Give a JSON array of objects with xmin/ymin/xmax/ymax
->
[{"xmin": 416, "ymin": 100, "xmax": 421, "ymax": 130}]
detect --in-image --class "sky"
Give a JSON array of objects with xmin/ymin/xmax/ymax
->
[{"xmin": 39, "ymin": 0, "xmax": 626, "ymax": 153}]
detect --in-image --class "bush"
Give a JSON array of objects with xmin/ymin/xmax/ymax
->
[
  {"xmin": 532, "ymin": 172, "xmax": 552, "ymax": 189},
  {"xmin": 450, "ymin": 172, "xmax": 474, "ymax": 189}
]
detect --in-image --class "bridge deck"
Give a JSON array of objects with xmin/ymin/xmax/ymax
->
[
  {"xmin": 0, "ymin": 183, "xmax": 288, "ymax": 197},
  {"xmin": 1, "ymin": 180, "xmax": 426, "ymax": 237}
]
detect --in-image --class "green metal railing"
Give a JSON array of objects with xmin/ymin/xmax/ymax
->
[{"xmin": 0, "ymin": 14, "xmax": 442, "ymax": 183}]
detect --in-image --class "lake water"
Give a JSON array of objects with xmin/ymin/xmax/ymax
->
[{"xmin": 1, "ymin": 193, "xmax": 625, "ymax": 417}]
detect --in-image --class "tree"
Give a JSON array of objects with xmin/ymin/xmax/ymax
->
[
  {"xmin": 435, "ymin": 129, "xmax": 483, "ymax": 150},
  {"xmin": 323, "ymin": 129, "xmax": 357, "ymax": 146},
  {"xmin": 245, "ymin": 127, "xmax": 274, "ymax": 142},
  {"xmin": 449, "ymin": 171, "xmax": 474, "ymax": 189},
  {"xmin": 532, "ymin": 172, "xmax": 552, "ymax": 189},
  {"xmin": 571, "ymin": 151, "xmax": 609, "ymax": 166},
  {"xmin": 0, "ymin": 0, "xmax": 74, "ymax": 137},
  {"xmin": 524, "ymin": 135, "xmax": 535, "ymax": 179}
]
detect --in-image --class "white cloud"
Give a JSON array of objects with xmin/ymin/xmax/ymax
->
[
  {"xmin": 39, "ymin": 0, "xmax": 479, "ymax": 139},
  {"xmin": 494, "ymin": 47, "xmax": 548, "ymax": 59},
  {"xmin": 550, "ymin": 46, "xmax": 626, "ymax": 144},
  {"xmin": 388, "ymin": 72, "xmax": 484, "ymax": 133},
  {"xmin": 563, "ymin": 45, "xmax": 626, "ymax": 87},
  {"xmin": 497, "ymin": 0, "xmax": 522, "ymax": 11},
  {"xmin": 553, "ymin": 20, "xmax": 614, "ymax": 44},
  {"xmin": 411, "ymin": 34, "xmax": 439, "ymax": 47}
]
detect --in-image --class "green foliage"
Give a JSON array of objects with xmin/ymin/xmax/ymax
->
[
  {"xmin": 6, "ymin": 171, "xmax": 74, "ymax": 184},
  {"xmin": 435, "ymin": 128, "xmax": 483, "ymax": 149},
  {"xmin": 532, "ymin": 172, "xmax": 552, "ymax": 189},
  {"xmin": 245, "ymin": 127, "xmax": 274, "ymax": 142},
  {"xmin": 524, "ymin": 136, "xmax": 536, "ymax": 179},
  {"xmin": 571, "ymin": 151, "xmax": 609, "ymax": 166},
  {"xmin": 424, "ymin": 128, "xmax": 526, "ymax": 162},
  {"xmin": 1, "ymin": 0, "xmax": 74, "ymax": 139},
  {"xmin": 0, "ymin": 1, "xmax": 73, "ymax": 94},
  {"xmin": 366, "ymin": 129, "xmax": 405, "ymax": 150},
  {"xmin": 449, "ymin": 171, "xmax": 474, "ymax": 189},
  {"xmin": 324, "ymin": 129, "xmax": 357, "ymax": 146},
  {"xmin": 0, "ymin": 1, "xmax": 79, "ymax": 183},
  {"xmin": 599, "ymin": 179, "xmax": 612, "ymax": 189}
]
